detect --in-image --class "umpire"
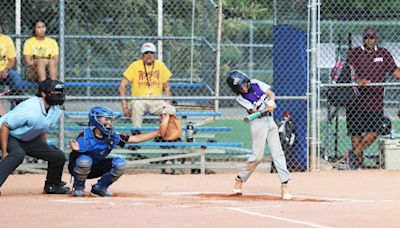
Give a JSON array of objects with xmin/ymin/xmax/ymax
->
[{"xmin": 0, "ymin": 78, "xmax": 69, "ymax": 194}]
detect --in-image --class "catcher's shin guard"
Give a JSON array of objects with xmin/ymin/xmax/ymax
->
[
  {"xmin": 92, "ymin": 157, "xmax": 127, "ymax": 197},
  {"xmin": 73, "ymin": 155, "xmax": 92, "ymax": 194}
]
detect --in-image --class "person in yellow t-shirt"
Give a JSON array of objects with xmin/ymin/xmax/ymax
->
[
  {"xmin": 0, "ymin": 20, "xmax": 24, "ymax": 114},
  {"xmin": 23, "ymin": 20, "xmax": 59, "ymax": 82},
  {"xmin": 119, "ymin": 42, "xmax": 176, "ymax": 127}
]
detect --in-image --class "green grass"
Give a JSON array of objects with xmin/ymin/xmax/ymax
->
[
  {"xmin": 55, "ymin": 118, "xmax": 399, "ymax": 158},
  {"xmin": 320, "ymin": 119, "xmax": 400, "ymax": 157},
  {"xmin": 202, "ymin": 119, "xmax": 252, "ymax": 149}
]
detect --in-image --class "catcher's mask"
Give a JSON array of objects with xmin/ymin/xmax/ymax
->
[
  {"xmin": 226, "ymin": 70, "xmax": 250, "ymax": 94},
  {"xmin": 88, "ymin": 106, "xmax": 115, "ymax": 136},
  {"xmin": 37, "ymin": 78, "xmax": 66, "ymax": 109}
]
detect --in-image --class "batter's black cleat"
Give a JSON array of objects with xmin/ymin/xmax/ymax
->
[{"xmin": 43, "ymin": 182, "xmax": 70, "ymax": 194}]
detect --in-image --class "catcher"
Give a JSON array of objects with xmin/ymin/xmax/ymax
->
[{"xmin": 68, "ymin": 106, "xmax": 181, "ymax": 197}]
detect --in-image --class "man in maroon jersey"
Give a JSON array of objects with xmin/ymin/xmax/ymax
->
[{"xmin": 346, "ymin": 27, "xmax": 400, "ymax": 168}]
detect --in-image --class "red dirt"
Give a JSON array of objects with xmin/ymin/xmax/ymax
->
[{"xmin": 1, "ymin": 170, "xmax": 399, "ymax": 227}]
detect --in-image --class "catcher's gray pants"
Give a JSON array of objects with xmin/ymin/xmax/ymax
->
[
  {"xmin": 130, "ymin": 100, "xmax": 176, "ymax": 127},
  {"xmin": 238, "ymin": 116, "xmax": 291, "ymax": 184},
  {"xmin": 0, "ymin": 136, "xmax": 66, "ymax": 187}
]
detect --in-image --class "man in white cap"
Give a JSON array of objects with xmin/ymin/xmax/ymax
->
[{"xmin": 119, "ymin": 42, "xmax": 176, "ymax": 128}]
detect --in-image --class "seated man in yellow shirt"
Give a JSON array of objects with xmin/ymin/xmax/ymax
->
[
  {"xmin": 119, "ymin": 42, "xmax": 176, "ymax": 127},
  {"xmin": 23, "ymin": 20, "xmax": 59, "ymax": 82}
]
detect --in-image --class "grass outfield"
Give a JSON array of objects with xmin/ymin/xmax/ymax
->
[{"xmin": 202, "ymin": 119, "xmax": 252, "ymax": 149}]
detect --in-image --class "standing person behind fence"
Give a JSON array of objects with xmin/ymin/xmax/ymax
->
[
  {"xmin": 119, "ymin": 42, "xmax": 176, "ymax": 127},
  {"xmin": 0, "ymin": 20, "xmax": 24, "ymax": 112},
  {"xmin": 68, "ymin": 106, "xmax": 161, "ymax": 197},
  {"xmin": 346, "ymin": 27, "xmax": 400, "ymax": 168},
  {"xmin": 0, "ymin": 78, "xmax": 69, "ymax": 195},
  {"xmin": 226, "ymin": 70, "xmax": 292, "ymax": 200},
  {"xmin": 23, "ymin": 20, "xmax": 59, "ymax": 82}
]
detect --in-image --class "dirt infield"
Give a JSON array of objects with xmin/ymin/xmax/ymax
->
[{"xmin": 1, "ymin": 170, "xmax": 400, "ymax": 227}]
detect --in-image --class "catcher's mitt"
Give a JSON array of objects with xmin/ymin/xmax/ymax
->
[{"xmin": 159, "ymin": 114, "xmax": 182, "ymax": 141}]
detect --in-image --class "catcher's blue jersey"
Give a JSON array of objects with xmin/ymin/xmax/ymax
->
[{"xmin": 76, "ymin": 128, "xmax": 124, "ymax": 164}]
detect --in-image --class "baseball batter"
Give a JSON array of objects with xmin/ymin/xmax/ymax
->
[{"xmin": 226, "ymin": 70, "xmax": 292, "ymax": 200}]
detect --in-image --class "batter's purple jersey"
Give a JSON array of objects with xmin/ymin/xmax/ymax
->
[{"xmin": 235, "ymin": 79, "xmax": 271, "ymax": 112}]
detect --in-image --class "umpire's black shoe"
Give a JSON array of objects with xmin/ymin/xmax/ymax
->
[{"xmin": 43, "ymin": 182, "xmax": 70, "ymax": 194}]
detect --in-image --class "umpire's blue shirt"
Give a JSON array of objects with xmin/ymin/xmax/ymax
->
[{"xmin": 0, "ymin": 96, "xmax": 61, "ymax": 141}]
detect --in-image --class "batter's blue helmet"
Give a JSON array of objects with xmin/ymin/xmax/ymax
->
[
  {"xmin": 88, "ymin": 106, "xmax": 114, "ymax": 135},
  {"xmin": 226, "ymin": 70, "xmax": 250, "ymax": 94}
]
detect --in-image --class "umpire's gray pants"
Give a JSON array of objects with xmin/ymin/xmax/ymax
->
[
  {"xmin": 238, "ymin": 116, "xmax": 291, "ymax": 183},
  {"xmin": 0, "ymin": 136, "xmax": 66, "ymax": 187}
]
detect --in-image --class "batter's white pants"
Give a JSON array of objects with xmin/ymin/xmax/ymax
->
[
  {"xmin": 130, "ymin": 100, "xmax": 176, "ymax": 127},
  {"xmin": 238, "ymin": 116, "xmax": 291, "ymax": 184}
]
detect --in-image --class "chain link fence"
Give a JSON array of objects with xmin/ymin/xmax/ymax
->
[
  {"xmin": 320, "ymin": 1, "xmax": 400, "ymax": 171},
  {"xmin": 1, "ymin": 0, "xmax": 400, "ymax": 173},
  {"xmin": 219, "ymin": 1, "xmax": 309, "ymax": 172}
]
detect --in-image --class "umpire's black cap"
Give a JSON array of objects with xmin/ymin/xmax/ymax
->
[{"xmin": 36, "ymin": 78, "xmax": 65, "ymax": 96}]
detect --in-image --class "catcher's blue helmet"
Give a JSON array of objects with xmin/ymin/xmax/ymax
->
[
  {"xmin": 88, "ymin": 106, "xmax": 114, "ymax": 135},
  {"xmin": 226, "ymin": 70, "xmax": 250, "ymax": 94}
]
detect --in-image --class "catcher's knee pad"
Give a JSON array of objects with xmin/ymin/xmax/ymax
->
[
  {"xmin": 110, "ymin": 157, "xmax": 127, "ymax": 178},
  {"xmin": 74, "ymin": 155, "xmax": 93, "ymax": 180}
]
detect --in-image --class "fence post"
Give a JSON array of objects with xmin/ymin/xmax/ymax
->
[
  {"xmin": 200, "ymin": 148, "xmax": 206, "ymax": 175},
  {"xmin": 15, "ymin": 0, "xmax": 22, "ymax": 73},
  {"xmin": 309, "ymin": 0, "xmax": 319, "ymax": 172},
  {"xmin": 214, "ymin": 0, "xmax": 222, "ymax": 113},
  {"xmin": 58, "ymin": 0, "xmax": 65, "ymax": 151},
  {"xmin": 157, "ymin": 0, "xmax": 163, "ymax": 61}
]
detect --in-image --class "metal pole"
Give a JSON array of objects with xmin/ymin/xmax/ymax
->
[
  {"xmin": 249, "ymin": 20, "xmax": 254, "ymax": 78},
  {"xmin": 273, "ymin": 0, "xmax": 277, "ymax": 25},
  {"xmin": 157, "ymin": 0, "xmax": 163, "ymax": 61},
  {"xmin": 15, "ymin": 0, "xmax": 21, "ymax": 72},
  {"xmin": 309, "ymin": 0, "xmax": 319, "ymax": 171},
  {"xmin": 58, "ymin": 0, "xmax": 65, "ymax": 151},
  {"xmin": 190, "ymin": 0, "xmax": 196, "ymax": 83},
  {"xmin": 215, "ymin": 0, "xmax": 222, "ymax": 112}
]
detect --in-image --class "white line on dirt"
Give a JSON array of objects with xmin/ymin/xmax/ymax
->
[
  {"xmin": 226, "ymin": 207, "xmax": 331, "ymax": 228},
  {"xmin": 52, "ymin": 199, "xmax": 100, "ymax": 204},
  {"xmin": 161, "ymin": 191, "xmax": 204, "ymax": 196}
]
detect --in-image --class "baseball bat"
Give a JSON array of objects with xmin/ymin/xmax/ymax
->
[{"xmin": 244, "ymin": 110, "xmax": 268, "ymax": 123}]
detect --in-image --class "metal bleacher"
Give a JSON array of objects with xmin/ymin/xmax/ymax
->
[
  {"xmin": 46, "ymin": 109, "xmax": 248, "ymax": 174},
  {"xmin": 16, "ymin": 80, "xmax": 248, "ymax": 174}
]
